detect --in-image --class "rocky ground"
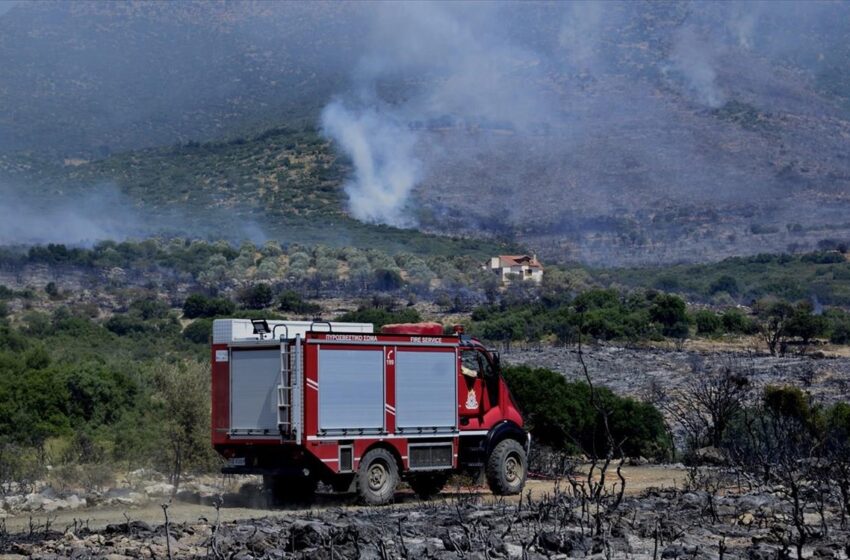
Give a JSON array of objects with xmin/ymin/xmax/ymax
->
[
  {"xmin": 505, "ymin": 342, "xmax": 850, "ymax": 403},
  {"xmin": 505, "ymin": 343, "xmax": 850, "ymax": 442},
  {"xmin": 2, "ymin": 472, "xmax": 849, "ymax": 559},
  {"xmin": 1, "ymin": 344, "xmax": 847, "ymax": 558},
  {"xmin": 0, "ymin": 470, "xmax": 247, "ymax": 520}
]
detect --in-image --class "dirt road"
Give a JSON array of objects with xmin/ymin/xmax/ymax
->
[{"xmin": 1, "ymin": 464, "xmax": 686, "ymax": 533}]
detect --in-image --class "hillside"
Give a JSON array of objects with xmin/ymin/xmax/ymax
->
[
  {"xmin": 0, "ymin": 127, "xmax": 514, "ymax": 257},
  {"xmin": 3, "ymin": 2, "xmax": 850, "ymax": 265},
  {"xmin": 0, "ymin": 1, "xmax": 362, "ymax": 156}
]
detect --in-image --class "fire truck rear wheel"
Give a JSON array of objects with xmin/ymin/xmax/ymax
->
[
  {"xmin": 486, "ymin": 439, "xmax": 527, "ymax": 496},
  {"xmin": 357, "ymin": 448, "xmax": 399, "ymax": 505}
]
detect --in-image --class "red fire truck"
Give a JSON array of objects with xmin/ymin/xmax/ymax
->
[{"xmin": 211, "ymin": 318, "xmax": 528, "ymax": 504}]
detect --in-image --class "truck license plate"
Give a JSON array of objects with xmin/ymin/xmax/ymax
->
[{"xmin": 228, "ymin": 457, "xmax": 246, "ymax": 467}]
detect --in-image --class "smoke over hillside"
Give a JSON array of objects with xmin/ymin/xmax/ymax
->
[
  {"xmin": 0, "ymin": 186, "xmax": 143, "ymax": 246},
  {"xmin": 321, "ymin": 102, "xmax": 419, "ymax": 227},
  {"xmin": 320, "ymin": 1, "xmax": 559, "ymax": 226},
  {"xmin": 318, "ymin": 1, "xmax": 850, "ymax": 263},
  {"xmin": 0, "ymin": 183, "xmax": 269, "ymax": 246},
  {"xmin": 2, "ymin": 1, "xmax": 850, "ymax": 263}
]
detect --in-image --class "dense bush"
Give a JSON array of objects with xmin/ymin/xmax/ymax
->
[
  {"xmin": 503, "ymin": 365, "xmax": 671, "ymax": 460},
  {"xmin": 602, "ymin": 251, "xmax": 850, "ymax": 306},
  {"xmin": 470, "ymin": 288, "xmax": 682, "ymax": 344},
  {"xmin": 693, "ymin": 309, "xmax": 722, "ymax": 335},
  {"xmin": 0, "ymin": 303, "xmax": 214, "ymax": 479},
  {"xmin": 105, "ymin": 300, "xmax": 180, "ymax": 337},
  {"xmin": 182, "ymin": 294, "xmax": 235, "ymax": 318},
  {"xmin": 183, "ymin": 318, "xmax": 213, "ymax": 344},
  {"xmin": 277, "ymin": 290, "xmax": 321, "ymax": 315},
  {"xmin": 721, "ymin": 308, "xmax": 756, "ymax": 334},
  {"xmin": 709, "ymin": 275, "xmax": 739, "ymax": 296},
  {"xmin": 239, "ymin": 284, "xmax": 273, "ymax": 309}
]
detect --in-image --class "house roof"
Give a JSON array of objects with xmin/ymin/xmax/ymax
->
[{"xmin": 497, "ymin": 255, "xmax": 543, "ymax": 269}]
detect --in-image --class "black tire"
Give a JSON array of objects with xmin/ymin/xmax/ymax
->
[
  {"xmin": 408, "ymin": 473, "xmax": 448, "ymax": 500},
  {"xmin": 264, "ymin": 475, "xmax": 317, "ymax": 506},
  {"xmin": 357, "ymin": 448, "xmax": 399, "ymax": 505},
  {"xmin": 486, "ymin": 439, "xmax": 527, "ymax": 495}
]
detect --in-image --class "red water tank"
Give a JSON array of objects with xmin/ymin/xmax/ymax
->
[{"xmin": 381, "ymin": 322, "xmax": 444, "ymax": 335}]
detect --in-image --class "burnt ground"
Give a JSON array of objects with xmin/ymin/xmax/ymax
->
[
  {"xmin": 504, "ymin": 343, "xmax": 850, "ymax": 404},
  {"xmin": 2, "ymin": 345, "xmax": 847, "ymax": 558},
  {"xmin": 3, "ymin": 472, "xmax": 849, "ymax": 559},
  {"xmin": 504, "ymin": 343, "xmax": 850, "ymax": 444}
]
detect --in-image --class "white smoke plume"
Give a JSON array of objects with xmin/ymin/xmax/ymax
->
[
  {"xmin": 320, "ymin": 101, "xmax": 420, "ymax": 227},
  {"xmin": 0, "ymin": 183, "xmax": 269, "ymax": 246},
  {"xmin": 319, "ymin": 1, "xmax": 552, "ymax": 228},
  {"xmin": 0, "ymin": 185, "xmax": 145, "ymax": 245},
  {"xmin": 668, "ymin": 28, "xmax": 726, "ymax": 108},
  {"xmin": 558, "ymin": 1, "xmax": 606, "ymax": 70}
]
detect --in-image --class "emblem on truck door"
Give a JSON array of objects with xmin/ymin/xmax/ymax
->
[{"xmin": 465, "ymin": 388, "xmax": 479, "ymax": 410}]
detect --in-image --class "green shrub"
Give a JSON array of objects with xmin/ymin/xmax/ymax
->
[
  {"xmin": 277, "ymin": 290, "xmax": 321, "ymax": 315},
  {"xmin": 183, "ymin": 319, "xmax": 213, "ymax": 344},
  {"xmin": 648, "ymin": 294, "xmax": 689, "ymax": 337},
  {"xmin": 763, "ymin": 385, "xmax": 817, "ymax": 426},
  {"xmin": 183, "ymin": 294, "xmax": 210, "ymax": 318},
  {"xmin": 239, "ymin": 284, "xmax": 273, "ymax": 310},
  {"xmin": 721, "ymin": 308, "xmax": 755, "ymax": 334},
  {"xmin": 503, "ymin": 365, "xmax": 671, "ymax": 460},
  {"xmin": 183, "ymin": 294, "xmax": 235, "ymax": 318},
  {"xmin": 693, "ymin": 309, "xmax": 722, "ymax": 335},
  {"xmin": 709, "ymin": 275, "xmax": 739, "ymax": 296},
  {"xmin": 829, "ymin": 316, "xmax": 850, "ymax": 344},
  {"xmin": 105, "ymin": 315, "xmax": 149, "ymax": 336}
]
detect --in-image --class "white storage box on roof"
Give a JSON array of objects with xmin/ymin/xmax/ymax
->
[{"xmin": 212, "ymin": 319, "xmax": 373, "ymax": 344}]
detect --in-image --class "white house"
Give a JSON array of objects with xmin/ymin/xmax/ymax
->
[{"xmin": 486, "ymin": 255, "xmax": 544, "ymax": 284}]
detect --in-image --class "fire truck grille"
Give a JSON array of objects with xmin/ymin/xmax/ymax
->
[{"xmin": 408, "ymin": 442, "xmax": 453, "ymax": 470}]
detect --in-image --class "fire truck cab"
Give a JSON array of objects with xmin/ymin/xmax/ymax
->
[{"xmin": 211, "ymin": 319, "xmax": 528, "ymax": 504}]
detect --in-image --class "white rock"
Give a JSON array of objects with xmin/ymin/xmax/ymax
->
[
  {"xmin": 22, "ymin": 493, "xmax": 49, "ymax": 511},
  {"xmin": 143, "ymin": 482, "xmax": 174, "ymax": 497},
  {"xmin": 504, "ymin": 543, "xmax": 524, "ymax": 558},
  {"xmin": 43, "ymin": 498, "xmax": 67, "ymax": 512},
  {"xmin": 65, "ymin": 495, "xmax": 86, "ymax": 510},
  {"xmin": 3, "ymin": 495, "xmax": 24, "ymax": 510}
]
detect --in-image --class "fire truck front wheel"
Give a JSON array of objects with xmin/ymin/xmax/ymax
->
[
  {"xmin": 357, "ymin": 448, "xmax": 399, "ymax": 505},
  {"xmin": 486, "ymin": 439, "xmax": 527, "ymax": 496}
]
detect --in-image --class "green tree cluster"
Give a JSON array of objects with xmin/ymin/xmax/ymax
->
[{"xmin": 182, "ymin": 294, "xmax": 235, "ymax": 318}]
